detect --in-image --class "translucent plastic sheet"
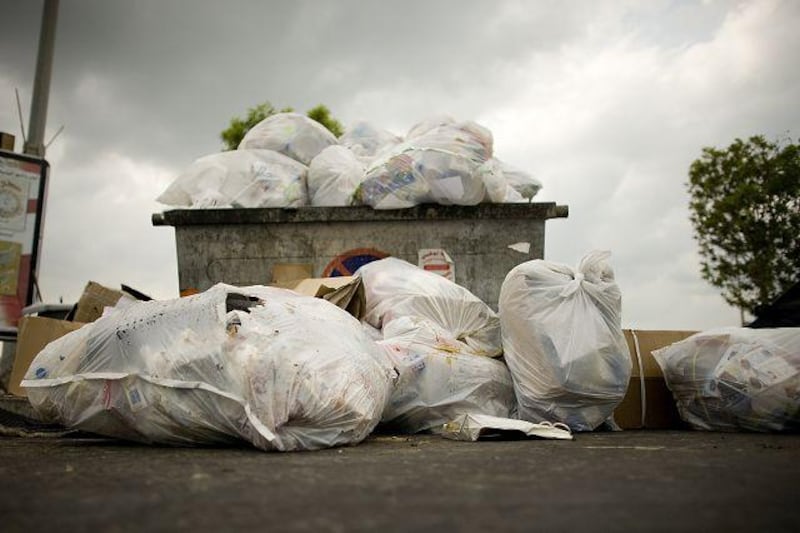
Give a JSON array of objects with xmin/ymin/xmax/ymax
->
[
  {"xmin": 358, "ymin": 257, "xmax": 502, "ymax": 357},
  {"xmin": 157, "ymin": 149, "xmax": 308, "ymax": 208},
  {"xmin": 499, "ymin": 251, "xmax": 631, "ymax": 431},
  {"xmin": 653, "ymin": 327, "xmax": 800, "ymax": 432},
  {"xmin": 22, "ymin": 284, "xmax": 393, "ymax": 451}
]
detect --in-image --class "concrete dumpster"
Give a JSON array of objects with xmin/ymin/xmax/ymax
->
[{"xmin": 152, "ymin": 203, "xmax": 568, "ymax": 307}]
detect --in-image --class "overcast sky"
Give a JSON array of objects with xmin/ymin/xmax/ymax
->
[{"xmin": 1, "ymin": 0, "xmax": 798, "ymax": 330}]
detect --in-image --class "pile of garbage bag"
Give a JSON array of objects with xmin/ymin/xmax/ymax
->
[
  {"xmin": 18, "ymin": 252, "xmax": 654, "ymax": 452},
  {"xmin": 157, "ymin": 113, "xmax": 544, "ymax": 209},
  {"xmin": 28, "ymin": 252, "xmax": 797, "ymax": 451},
  {"xmin": 157, "ymin": 149, "xmax": 308, "ymax": 208},
  {"xmin": 22, "ymin": 284, "xmax": 393, "ymax": 451},
  {"xmin": 653, "ymin": 327, "xmax": 800, "ymax": 432}
]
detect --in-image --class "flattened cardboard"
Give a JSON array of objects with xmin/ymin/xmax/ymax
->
[
  {"xmin": 8, "ymin": 316, "xmax": 85, "ymax": 396},
  {"xmin": 290, "ymin": 276, "xmax": 365, "ymax": 320},
  {"xmin": 271, "ymin": 263, "xmax": 314, "ymax": 287},
  {"xmin": 613, "ymin": 329, "xmax": 697, "ymax": 429},
  {"xmin": 73, "ymin": 281, "xmax": 127, "ymax": 323}
]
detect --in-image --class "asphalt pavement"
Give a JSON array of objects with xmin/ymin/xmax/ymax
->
[{"xmin": 0, "ymin": 430, "xmax": 798, "ymax": 532}]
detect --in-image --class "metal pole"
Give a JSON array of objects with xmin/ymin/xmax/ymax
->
[{"xmin": 23, "ymin": 0, "xmax": 59, "ymax": 158}]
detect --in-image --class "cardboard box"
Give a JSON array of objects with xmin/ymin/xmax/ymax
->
[
  {"xmin": 8, "ymin": 316, "xmax": 85, "ymax": 396},
  {"xmin": 0, "ymin": 132, "xmax": 14, "ymax": 151},
  {"xmin": 613, "ymin": 329, "xmax": 697, "ymax": 429},
  {"xmin": 73, "ymin": 281, "xmax": 129, "ymax": 323},
  {"xmin": 289, "ymin": 276, "xmax": 365, "ymax": 320},
  {"xmin": 271, "ymin": 263, "xmax": 314, "ymax": 287}
]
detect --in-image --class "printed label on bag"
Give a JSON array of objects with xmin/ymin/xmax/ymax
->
[{"xmin": 124, "ymin": 384, "xmax": 148, "ymax": 412}]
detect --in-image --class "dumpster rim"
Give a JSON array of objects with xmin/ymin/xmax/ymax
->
[{"xmin": 151, "ymin": 202, "xmax": 568, "ymax": 227}]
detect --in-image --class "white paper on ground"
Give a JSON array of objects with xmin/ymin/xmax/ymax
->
[{"xmin": 441, "ymin": 413, "xmax": 573, "ymax": 441}]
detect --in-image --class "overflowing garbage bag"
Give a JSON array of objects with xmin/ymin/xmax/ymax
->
[
  {"xmin": 160, "ymin": 113, "xmax": 542, "ymax": 209},
  {"xmin": 355, "ymin": 118, "xmax": 494, "ymax": 208},
  {"xmin": 22, "ymin": 284, "xmax": 393, "ymax": 451},
  {"xmin": 338, "ymin": 120, "xmax": 403, "ymax": 162},
  {"xmin": 238, "ymin": 112, "xmax": 338, "ymax": 165},
  {"xmin": 478, "ymin": 158, "xmax": 543, "ymax": 203},
  {"xmin": 358, "ymin": 257, "xmax": 502, "ymax": 357},
  {"xmin": 156, "ymin": 149, "xmax": 308, "ymax": 208},
  {"xmin": 307, "ymin": 145, "xmax": 366, "ymax": 206},
  {"xmin": 653, "ymin": 327, "xmax": 800, "ymax": 432},
  {"xmin": 499, "ymin": 251, "xmax": 631, "ymax": 431},
  {"xmin": 378, "ymin": 316, "xmax": 515, "ymax": 433}
]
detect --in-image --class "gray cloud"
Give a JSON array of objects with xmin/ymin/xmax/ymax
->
[{"xmin": 1, "ymin": 0, "xmax": 797, "ymax": 329}]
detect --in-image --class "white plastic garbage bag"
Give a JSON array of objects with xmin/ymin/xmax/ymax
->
[
  {"xmin": 157, "ymin": 149, "xmax": 308, "ymax": 208},
  {"xmin": 358, "ymin": 257, "xmax": 502, "ymax": 357},
  {"xmin": 653, "ymin": 327, "xmax": 800, "ymax": 432},
  {"xmin": 406, "ymin": 114, "xmax": 456, "ymax": 140},
  {"xmin": 339, "ymin": 121, "xmax": 402, "ymax": 162},
  {"xmin": 238, "ymin": 112, "xmax": 338, "ymax": 165},
  {"xmin": 478, "ymin": 158, "xmax": 542, "ymax": 203},
  {"xmin": 356, "ymin": 119, "xmax": 493, "ymax": 209},
  {"xmin": 307, "ymin": 146, "xmax": 366, "ymax": 206},
  {"xmin": 378, "ymin": 316, "xmax": 515, "ymax": 433},
  {"xmin": 22, "ymin": 284, "xmax": 393, "ymax": 451},
  {"xmin": 499, "ymin": 251, "xmax": 631, "ymax": 431}
]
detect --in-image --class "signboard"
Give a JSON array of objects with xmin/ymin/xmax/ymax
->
[
  {"xmin": 0, "ymin": 151, "xmax": 48, "ymax": 330},
  {"xmin": 418, "ymin": 248, "xmax": 455, "ymax": 282},
  {"xmin": 323, "ymin": 247, "xmax": 389, "ymax": 277}
]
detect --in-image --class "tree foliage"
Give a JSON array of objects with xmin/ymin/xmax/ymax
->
[
  {"xmin": 687, "ymin": 135, "xmax": 800, "ymax": 315},
  {"xmin": 306, "ymin": 104, "xmax": 343, "ymax": 138},
  {"xmin": 220, "ymin": 102, "xmax": 342, "ymax": 151}
]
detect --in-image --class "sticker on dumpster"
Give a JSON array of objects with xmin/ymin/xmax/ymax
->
[
  {"xmin": 323, "ymin": 248, "xmax": 390, "ymax": 277},
  {"xmin": 418, "ymin": 248, "xmax": 455, "ymax": 282}
]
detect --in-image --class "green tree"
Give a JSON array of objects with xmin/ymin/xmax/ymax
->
[
  {"xmin": 687, "ymin": 135, "xmax": 800, "ymax": 317},
  {"xmin": 306, "ymin": 104, "xmax": 343, "ymax": 137},
  {"xmin": 220, "ymin": 102, "xmax": 342, "ymax": 150}
]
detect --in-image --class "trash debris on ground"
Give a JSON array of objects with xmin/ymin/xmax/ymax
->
[
  {"xmin": 653, "ymin": 327, "xmax": 800, "ymax": 432},
  {"xmin": 157, "ymin": 149, "xmax": 309, "ymax": 208},
  {"xmin": 237, "ymin": 112, "xmax": 338, "ymax": 165},
  {"xmin": 358, "ymin": 257, "xmax": 502, "ymax": 357},
  {"xmin": 499, "ymin": 250, "xmax": 631, "ymax": 431},
  {"xmin": 441, "ymin": 413, "xmax": 573, "ymax": 442},
  {"xmin": 377, "ymin": 316, "xmax": 515, "ymax": 433},
  {"xmin": 21, "ymin": 284, "xmax": 393, "ymax": 451}
]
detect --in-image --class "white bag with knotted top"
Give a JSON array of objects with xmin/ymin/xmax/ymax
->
[{"xmin": 499, "ymin": 251, "xmax": 631, "ymax": 431}]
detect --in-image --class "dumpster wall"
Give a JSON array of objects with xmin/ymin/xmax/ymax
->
[{"xmin": 153, "ymin": 203, "xmax": 568, "ymax": 308}]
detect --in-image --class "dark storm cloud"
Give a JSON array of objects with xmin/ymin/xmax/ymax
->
[{"xmin": 0, "ymin": 0, "xmax": 797, "ymax": 327}]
